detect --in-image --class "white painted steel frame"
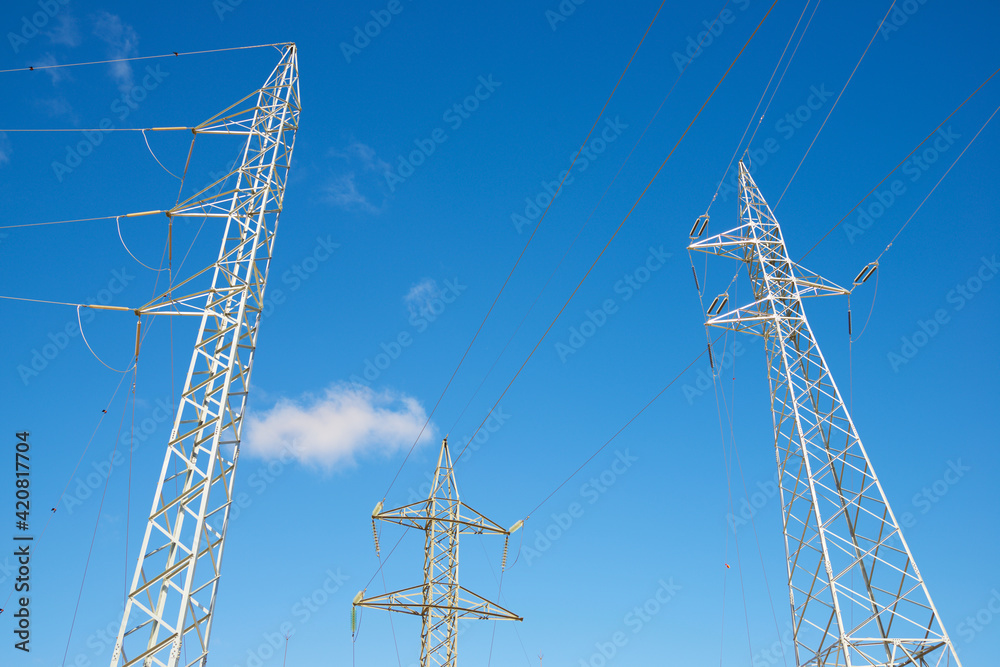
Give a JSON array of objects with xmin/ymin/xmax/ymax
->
[
  {"xmin": 356, "ymin": 438, "xmax": 520, "ymax": 667},
  {"xmin": 110, "ymin": 44, "xmax": 300, "ymax": 667},
  {"xmin": 689, "ymin": 161, "xmax": 960, "ymax": 667}
]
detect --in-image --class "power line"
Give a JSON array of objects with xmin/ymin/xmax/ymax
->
[
  {"xmin": 447, "ymin": 0, "xmax": 733, "ymax": 437},
  {"xmin": 0, "ymin": 42, "xmax": 291, "ymax": 74},
  {"xmin": 455, "ymin": 0, "xmax": 783, "ymax": 466},
  {"xmin": 799, "ymin": 65, "xmax": 1000, "ymax": 261},
  {"xmin": 774, "ymin": 0, "xmax": 899, "ymax": 209},
  {"xmin": 380, "ymin": 0, "xmax": 672, "ymax": 501}
]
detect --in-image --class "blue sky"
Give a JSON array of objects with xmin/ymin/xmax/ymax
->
[{"xmin": 1, "ymin": 0, "xmax": 998, "ymax": 665}]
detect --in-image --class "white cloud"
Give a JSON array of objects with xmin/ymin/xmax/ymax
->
[
  {"xmin": 405, "ymin": 278, "xmax": 443, "ymax": 319},
  {"xmin": 329, "ymin": 140, "xmax": 390, "ymax": 173},
  {"xmin": 46, "ymin": 14, "xmax": 81, "ymax": 47},
  {"xmin": 324, "ymin": 140, "xmax": 390, "ymax": 214},
  {"xmin": 322, "ymin": 172, "xmax": 384, "ymax": 214},
  {"xmin": 32, "ymin": 53, "xmax": 70, "ymax": 85},
  {"xmin": 0, "ymin": 133, "xmax": 10, "ymax": 167},
  {"xmin": 92, "ymin": 12, "xmax": 138, "ymax": 93},
  {"xmin": 34, "ymin": 96, "xmax": 74, "ymax": 118},
  {"xmin": 350, "ymin": 140, "xmax": 391, "ymax": 173},
  {"xmin": 244, "ymin": 383, "xmax": 435, "ymax": 469}
]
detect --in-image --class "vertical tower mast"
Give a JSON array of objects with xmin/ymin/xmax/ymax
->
[
  {"xmin": 355, "ymin": 438, "xmax": 521, "ymax": 667},
  {"xmin": 689, "ymin": 161, "xmax": 960, "ymax": 667},
  {"xmin": 111, "ymin": 44, "xmax": 300, "ymax": 667}
]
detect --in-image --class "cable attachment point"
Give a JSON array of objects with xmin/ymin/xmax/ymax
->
[
  {"xmin": 690, "ymin": 214, "xmax": 709, "ymax": 239},
  {"xmin": 853, "ymin": 261, "xmax": 878, "ymax": 285}
]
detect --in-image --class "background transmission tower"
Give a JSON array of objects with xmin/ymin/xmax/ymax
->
[
  {"xmin": 688, "ymin": 161, "xmax": 961, "ymax": 667},
  {"xmin": 355, "ymin": 438, "xmax": 521, "ymax": 667},
  {"xmin": 110, "ymin": 44, "xmax": 300, "ymax": 667}
]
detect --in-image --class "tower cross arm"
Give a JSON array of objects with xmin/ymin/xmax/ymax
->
[
  {"xmin": 705, "ymin": 297, "xmax": 776, "ymax": 336},
  {"xmin": 792, "ymin": 264, "xmax": 850, "ymax": 298},
  {"xmin": 374, "ymin": 500, "xmax": 509, "ymax": 535},
  {"xmin": 355, "ymin": 585, "xmax": 522, "ymax": 622},
  {"xmin": 687, "ymin": 222, "xmax": 759, "ymax": 261}
]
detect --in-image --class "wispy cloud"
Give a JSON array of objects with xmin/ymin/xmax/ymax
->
[
  {"xmin": 322, "ymin": 172, "xmax": 385, "ymax": 214},
  {"xmin": 92, "ymin": 12, "xmax": 138, "ymax": 93},
  {"xmin": 244, "ymin": 383, "xmax": 435, "ymax": 469},
  {"xmin": 32, "ymin": 53, "xmax": 70, "ymax": 85},
  {"xmin": 0, "ymin": 133, "xmax": 11, "ymax": 167},
  {"xmin": 46, "ymin": 14, "xmax": 81, "ymax": 47},
  {"xmin": 341, "ymin": 140, "xmax": 391, "ymax": 173},
  {"xmin": 34, "ymin": 96, "xmax": 74, "ymax": 118},
  {"xmin": 405, "ymin": 278, "xmax": 443, "ymax": 319},
  {"xmin": 324, "ymin": 140, "xmax": 390, "ymax": 214}
]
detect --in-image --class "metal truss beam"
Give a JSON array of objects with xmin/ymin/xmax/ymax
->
[
  {"xmin": 356, "ymin": 438, "xmax": 521, "ymax": 667},
  {"xmin": 110, "ymin": 44, "xmax": 300, "ymax": 667},
  {"xmin": 689, "ymin": 161, "xmax": 961, "ymax": 667}
]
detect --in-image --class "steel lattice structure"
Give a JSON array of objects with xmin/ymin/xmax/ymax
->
[
  {"xmin": 111, "ymin": 44, "xmax": 300, "ymax": 667},
  {"xmin": 688, "ymin": 161, "xmax": 961, "ymax": 667},
  {"xmin": 355, "ymin": 438, "xmax": 521, "ymax": 667}
]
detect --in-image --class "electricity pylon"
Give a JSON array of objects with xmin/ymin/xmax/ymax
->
[
  {"xmin": 688, "ymin": 161, "xmax": 961, "ymax": 667},
  {"xmin": 355, "ymin": 438, "xmax": 521, "ymax": 667},
  {"xmin": 110, "ymin": 44, "xmax": 300, "ymax": 667}
]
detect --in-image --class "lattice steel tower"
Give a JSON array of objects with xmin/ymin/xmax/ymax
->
[
  {"xmin": 355, "ymin": 438, "xmax": 521, "ymax": 667},
  {"xmin": 111, "ymin": 44, "xmax": 299, "ymax": 667},
  {"xmin": 688, "ymin": 161, "xmax": 960, "ymax": 667}
]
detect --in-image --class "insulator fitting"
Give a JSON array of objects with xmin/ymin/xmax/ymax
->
[
  {"xmin": 690, "ymin": 214, "xmax": 709, "ymax": 239},
  {"xmin": 708, "ymin": 293, "xmax": 729, "ymax": 315},
  {"xmin": 853, "ymin": 261, "xmax": 878, "ymax": 285},
  {"xmin": 371, "ymin": 520, "xmax": 380, "ymax": 557},
  {"xmin": 502, "ymin": 535, "xmax": 510, "ymax": 571}
]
